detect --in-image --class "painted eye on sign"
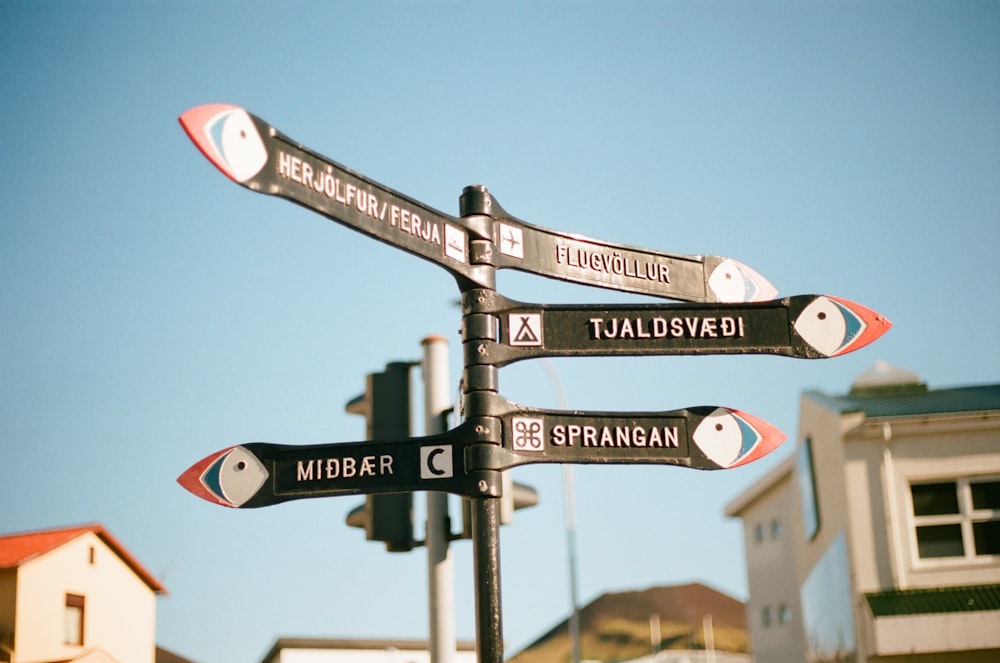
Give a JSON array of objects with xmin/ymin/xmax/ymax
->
[{"xmin": 177, "ymin": 445, "xmax": 269, "ymax": 508}]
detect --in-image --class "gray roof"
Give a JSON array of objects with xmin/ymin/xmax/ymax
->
[
  {"xmin": 865, "ymin": 584, "xmax": 1000, "ymax": 617},
  {"xmin": 805, "ymin": 382, "xmax": 1000, "ymax": 419}
]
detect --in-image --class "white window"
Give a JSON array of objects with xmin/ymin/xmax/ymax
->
[
  {"xmin": 64, "ymin": 594, "xmax": 84, "ymax": 645},
  {"xmin": 910, "ymin": 477, "xmax": 1000, "ymax": 561}
]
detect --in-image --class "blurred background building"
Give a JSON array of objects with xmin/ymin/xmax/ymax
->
[{"xmin": 726, "ymin": 363, "xmax": 1000, "ymax": 662}]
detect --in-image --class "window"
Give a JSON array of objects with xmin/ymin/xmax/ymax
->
[
  {"xmin": 753, "ymin": 522, "xmax": 765, "ymax": 543},
  {"xmin": 778, "ymin": 603, "xmax": 792, "ymax": 624},
  {"xmin": 64, "ymin": 594, "xmax": 85, "ymax": 645},
  {"xmin": 910, "ymin": 478, "xmax": 1000, "ymax": 560},
  {"xmin": 761, "ymin": 605, "xmax": 772, "ymax": 628},
  {"xmin": 771, "ymin": 519, "xmax": 784, "ymax": 539},
  {"xmin": 797, "ymin": 438, "xmax": 821, "ymax": 540}
]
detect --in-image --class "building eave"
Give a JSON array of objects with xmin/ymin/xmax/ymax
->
[
  {"xmin": 724, "ymin": 454, "xmax": 795, "ymax": 518},
  {"xmin": 0, "ymin": 523, "xmax": 167, "ymax": 595}
]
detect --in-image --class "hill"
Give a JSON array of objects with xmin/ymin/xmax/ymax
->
[{"xmin": 507, "ymin": 582, "xmax": 748, "ymax": 663}]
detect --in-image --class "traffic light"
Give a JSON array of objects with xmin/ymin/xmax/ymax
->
[{"xmin": 344, "ymin": 361, "xmax": 416, "ymax": 552}]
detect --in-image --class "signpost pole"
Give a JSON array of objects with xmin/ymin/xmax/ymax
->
[
  {"xmin": 472, "ymin": 491, "xmax": 503, "ymax": 663},
  {"xmin": 423, "ymin": 336, "xmax": 456, "ymax": 663},
  {"xmin": 460, "ymin": 186, "xmax": 505, "ymax": 663}
]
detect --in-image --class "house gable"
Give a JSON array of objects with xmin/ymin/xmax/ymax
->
[{"xmin": 0, "ymin": 524, "xmax": 165, "ymax": 595}]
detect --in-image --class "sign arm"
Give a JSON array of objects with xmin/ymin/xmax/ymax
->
[
  {"xmin": 465, "ymin": 292, "xmax": 891, "ymax": 367},
  {"xmin": 179, "ymin": 104, "xmax": 493, "ymax": 291},
  {"xmin": 459, "ymin": 186, "xmax": 777, "ymax": 303}
]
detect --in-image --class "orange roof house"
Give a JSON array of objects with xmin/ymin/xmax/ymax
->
[{"xmin": 0, "ymin": 523, "xmax": 167, "ymax": 663}]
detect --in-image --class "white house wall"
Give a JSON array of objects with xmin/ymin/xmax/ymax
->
[
  {"xmin": 736, "ymin": 469, "xmax": 807, "ymax": 663},
  {"xmin": 275, "ymin": 646, "xmax": 478, "ymax": 663},
  {"xmin": 869, "ymin": 610, "xmax": 1000, "ymax": 655},
  {"xmin": 14, "ymin": 531, "xmax": 156, "ymax": 663}
]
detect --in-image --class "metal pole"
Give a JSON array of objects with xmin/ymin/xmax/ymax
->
[
  {"xmin": 423, "ymin": 335, "xmax": 455, "ymax": 663},
  {"xmin": 459, "ymin": 185, "xmax": 505, "ymax": 663},
  {"xmin": 472, "ymin": 493, "xmax": 503, "ymax": 663},
  {"xmin": 563, "ymin": 465, "xmax": 582, "ymax": 663}
]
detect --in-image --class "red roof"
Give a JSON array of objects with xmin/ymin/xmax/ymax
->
[{"xmin": 0, "ymin": 523, "xmax": 167, "ymax": 594}]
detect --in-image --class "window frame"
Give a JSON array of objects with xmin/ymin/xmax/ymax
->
[
  {"xmin": 907, "ymin": 475, "xmax": 1000, "ymax": 566},
  {"xmin": 760, "ymin": 605, "xmax": 772, "ymax": 628},
  {"xmin": 797, "ymin": 437, "xmax": 821, "ymax": 541},
  {"xmin": 64, "ymin": 593, "xmax": 85, "ymax": 646}
]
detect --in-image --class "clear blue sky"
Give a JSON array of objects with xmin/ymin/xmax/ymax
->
[{"xmin": 2, "ymin": 2, "xmax": 998, "ymax": 663}]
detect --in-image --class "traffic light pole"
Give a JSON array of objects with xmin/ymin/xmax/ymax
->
[{"xmin": 423, "ymin": 335, "xmax": 456, "ymax": 663}]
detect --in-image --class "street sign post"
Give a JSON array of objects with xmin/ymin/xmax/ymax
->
[{"xmin": 177, "ymin": 103, "xmax": 891, "ymax": 663}]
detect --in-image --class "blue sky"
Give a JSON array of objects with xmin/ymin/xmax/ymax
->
[{"xmin": 2, "ymin": 2, "xmax": 998, "ymax": 663}]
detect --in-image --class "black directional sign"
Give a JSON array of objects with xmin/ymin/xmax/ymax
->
[
  {"xmin": 481, "ymin": 196, "xmax": 777, "ymax": 303},
  {"xmin": 179, "ymin": 104, "xmax": 775, "ymax": 304},
  {"xmin": 179, "ymin": 104, "xmax": 492, "ymax": 290},
  {"xmin": 176, "ymin": 423, "xmax": 497, "ymax": 508},
  {"xmin": 466, "ymin": 393, "xmax": 785, "ymax": 471},
  {"xmin": 177, "ymin": 399, "xmax": 786, "ymax": 507},
  {"xmin": 466, "ymin": 292, "xmax": 892, "ymax": 367}
]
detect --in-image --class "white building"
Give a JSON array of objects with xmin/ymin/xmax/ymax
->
[
  {"xmin": 0, "ymin": 523, "xmax": 168, "ymax": 663},
  {"xmin": 259, "ymin": 637, "xmax": 477, "ymax": 663},
  {"xmin": 623, "ymin": 651, "xmax": 752, "ymax": 663},
  {"xmin": 725, "ymin": 364, "xmax": 1000, "ymax": 662}
]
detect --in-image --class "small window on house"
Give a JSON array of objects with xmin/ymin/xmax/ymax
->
[
  {"xmin": 761, "ymin": 606, "xmax": 772, "ymax": 628},
  {"xmin": 778, "ymin": 603, "xmax": 792, "ymax": 624},
  {"xmin": 753, "ymin": 523, "xmax": 765, "ymax": 543},
  {"xmin": 88, "ymin": 546, "xmax": 95, "ymax": 565},
  {"xmin": 64, "ymin": 594, "xmax": 85, "ymax": 645},
  {"xmin": 771, "ymin": 519, "xmax": 784, "ymax": 539}
]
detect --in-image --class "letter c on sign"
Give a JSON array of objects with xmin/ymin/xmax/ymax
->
[
  {"xmin": 420, "ymin": 445, "xmax": 454, "ymax": 479},
  {"xmin": 427, "ymin": 448, "xmax": 446, "ymax": 476}
]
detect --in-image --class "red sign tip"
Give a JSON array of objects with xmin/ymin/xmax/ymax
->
[
  {"xmin": 179, "ymin": 104, "xmax": 268, "ymax": 184},
  {"xmin": 727, "ymin": 409, "xmax": 787, "ymax": 468},
  {"xmin": 177, "ymin": 446, "xmax": 237, "ymax": 508}
]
